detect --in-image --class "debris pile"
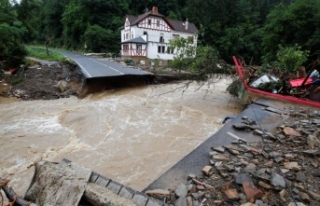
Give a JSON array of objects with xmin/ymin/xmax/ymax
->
[
  {"xmin": 3, "ymin": 62, "xmax": 84, "ymax": 100},
  {"xmin": 146, "ymin": 108, "xmax": 320, "ymax": 206}
]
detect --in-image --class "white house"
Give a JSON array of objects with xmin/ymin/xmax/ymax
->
[{"xmin": 120, "ymin": 6, "xmax": 198, "ymax": 65}]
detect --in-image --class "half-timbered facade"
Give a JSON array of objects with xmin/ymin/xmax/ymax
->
[{"xmin": 120, "ymin": 6, "xmax": 198, "ymax": 65}]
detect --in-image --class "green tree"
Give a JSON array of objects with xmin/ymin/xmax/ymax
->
[
  {"xmin": 15, "ymin": 0, "xmax": 43, "ymax": 42},
  {"xmin": 0, "ymin": 0, "xmax": 26, "ymax": 69},
  {"xmin": 275, "ymin": 44, "xmax": 309, "ymax": 73},
  {"xmin": 84, "ymin": 25, "xmax": 112, "ymax": 52},
  {"xmin": 263, "ymin": 0, "xmax": 320, "ymax": 62},
  {"xmin": 61, "ymin": 0, "xmax": 88, "ymax": 49}
]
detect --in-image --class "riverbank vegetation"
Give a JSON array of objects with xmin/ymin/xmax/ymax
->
[{"xmin": 26, "ymin": 47, "xmax": 67, "ymax": 62}]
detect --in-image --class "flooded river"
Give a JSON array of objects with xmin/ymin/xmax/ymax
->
[{"xmin": 0, "ymin": 79, "xmax": 242, "ymax": 195}]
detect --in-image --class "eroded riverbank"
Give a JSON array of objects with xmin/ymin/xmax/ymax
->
[{"xmin": 0, "ymin": 79, "xmax": 242, "ymax": 195}]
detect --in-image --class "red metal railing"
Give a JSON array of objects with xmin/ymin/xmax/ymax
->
[{"xmin": 232, "ymin": 56, "xmax": 320, "ymax": 108}]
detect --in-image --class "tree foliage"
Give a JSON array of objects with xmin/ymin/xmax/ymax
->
[
  {"xmin": 8, "ymin": 0, "xmax": 320, "ymax": 66},
  {"xmin": 263, "ymin": 0, "xmax": 320, "ymax": 62},
  {"xmin": 0, "ymin": 0, "xmax": 26, "ymax": 69},
  {"xmin": 275, "ymin": 44, "xmax": 309, "ymax": 73},
  {"xmin": 84, "ymin": 25, "xmax": 112, "ymax": 52}
]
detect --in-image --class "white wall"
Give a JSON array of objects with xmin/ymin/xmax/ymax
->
[{"xmin": 121, "ymin": 16, "xmax": 198, "ymax": 60}]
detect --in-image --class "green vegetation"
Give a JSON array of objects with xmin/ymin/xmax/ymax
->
[
  {"xmin": 275, "ymin": 44, "xmax": 309, "ymax": 73},
  {"xmin": 26, "ymin": 47, "xmax": 67, "ymax": 62},
  {"xmin": 0, "ymin": 0, "xmax": 26, "ymax": 70},
  {"xmin": 1, "ymin": 0, "xmax": 320, "ymax": 73}
]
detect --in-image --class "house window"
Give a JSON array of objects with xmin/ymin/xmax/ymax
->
[
  {"xmin": 143, "ymin": 31, "xmax": 147, "ymax": 35},
  {"xmin": 173, "ymin": 34, "xmax": 180, "ymax": 39},
  {"xmin": 159, "ymin": 36, "xmax": 164, "ymax": 43},
  {"xmin": 123, "ymin": 44, "xmax": 129, "ymax": 51},
  {"xmin": 167, "ymin": 47, "xmax": 174, "ymax": 54},
  {"xmin": 158, "ymin": 46, "xmax": 165, "ymax": 53},
  {"xmin": 137, "ymin": 44, "xmax": 142, "ymax": 52},
  {"xmin": 126, "ymin": 33, "xmax": 129, "ymax": 39},
  {"xmin": 157, "ymin": 20, "xmax": 160, "ymax": 27},
  {"xmin": 148, "ymin": 19, "xmax": 151, "ymax": 25}
]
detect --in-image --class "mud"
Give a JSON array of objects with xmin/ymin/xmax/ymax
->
[{"xmin": 6, "ymin": 63, "xmax": 83, "ymax": 100}]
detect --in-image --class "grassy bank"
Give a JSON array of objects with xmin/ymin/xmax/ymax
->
[{"xmin": 26, "ymin": 47, "xmax": 67, "ymax": 62}]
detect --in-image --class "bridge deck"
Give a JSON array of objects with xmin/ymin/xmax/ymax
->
[{"xmin": 58, "ymin": 51, "xmax": 151, "ymax": 78}]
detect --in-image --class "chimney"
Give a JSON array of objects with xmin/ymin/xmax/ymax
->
[
  {"xmin": 185, "ymin": 19, "xmax": 189, "ymax": 30},
  {"xmin": 152, "ymin": 6, "xmax": 158, "ymax": 14}
]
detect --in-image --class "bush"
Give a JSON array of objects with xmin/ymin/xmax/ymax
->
[{"xmin": 276, "ymin": 44, "xmax": 309, "ymax": 73}]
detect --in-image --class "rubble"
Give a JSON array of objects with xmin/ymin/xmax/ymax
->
[
  {"xmin": 2, "ymin": 62, "xmax": 84, "ymax": 100},
  {"xmin": 146, "ymin": 107, "xmax": 320, "ymax": 206}
]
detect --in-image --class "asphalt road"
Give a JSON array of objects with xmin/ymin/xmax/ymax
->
[{"xmin": 57, "ymin": 51, "xmax": 151, "ymax": 78}]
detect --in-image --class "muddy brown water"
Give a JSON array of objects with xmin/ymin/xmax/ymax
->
[{"xmin": 0, "ymin": 79, "xmax": 242, "ymax": 196}]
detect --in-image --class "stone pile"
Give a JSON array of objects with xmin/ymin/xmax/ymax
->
[{"xmin": 146, "ymin": 108, "xmax": 320, "ymax": 206}]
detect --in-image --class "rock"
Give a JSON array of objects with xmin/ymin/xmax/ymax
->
[
  {"xmin": 187, "ymin": 174, "xmax": 197, "ymax": 180},
  {"xmin": 209, "ymin": 151, "xmax": 218, "ymax": 157},
  {"xmin": 296, "ymin": 172, "xmax": 306, "ymax": 183},
  {"xmin": 58, "ymin": 80, "xmax": 68, "ymax": 93},
  {"xmin": 243, "ymin": 152, "xmax": 254, "ymax": 158},
  {"xmin": 293, "ymin": 182, "xmax": 305, "ymax": 190},
  {"xmin": 242, "ymin": 181, "xmax": 262, "ymax": 202},
  {"xmin": 284, "ymin": 154, "xmax": 295, "ymax": 160},
  {"xmin": 212, "ymin": 155, "xmax": 229, "ymax": 162},
  {"xmin": 250, "ymin": 147, "xmax": 263, "ymax": 154},
  {"xmin": 175, "ymin": 184, "xmax": 188, "ymax": 198},
  {"xmin": 212, "ymin": 146, "xmax": 225, "ymax": 153},
  {"xmin": 307, "ymin": 134, "xmax": 320, "ymax": 149},
  {"xmin": 307, "ymin": 190, "xmax": 320, "ymax": 201},
  {"xmin": 239, "ymin": 158, "xmax": 250, "ymax": 166},
  {"xmin": 224, "ymin": 189, "xmax": 240, "ymax": 200},
  {"xmin": 175, "ymin": 197, "xmax": 187, "ymax": 206},
  {"xmin": 202, "ymin": 166, "xmax": 212, "ymax": 176},
  {"xmin": 303, "ymin": 150, "xmax": 320, "ymax": 155},
  {"xmin": 234, "ymin": 173, "xmax": 253, "ymax": 184},
  {"xmin": 258, "ymin": 181, "xmax": 273, "ymax": 189},
  {"xmin": 271, "ymin": 172, "xmax": 286, "ymax": 188},
  {"xmin": 284, "ymin": 162, "xmax": 301, "ymax": 171},
  {"xmin": 241, "ymin": 203, "xmax": 257, "ymax": 206},
  {"xmin": 196, "ymin": 185, "xmax": 205, "ymax": 190},
  {"xmin": 215, "ymin": 161, "xmax": 222, "ymax": 167},
  {"xmin": 245, "ymin": 163, "xmax": 257, "ymax": 173},
  {"xmin": 299, "ymin": 192, "xmax": 310, "ymax": 203},
  {"xmin": 287, "ymin": 202, "xmax": 306, "ymax": 206},
  {"xmin": 311, "ymin": 162, "xmax": 318, "ymax": 168},
  {"xmin": 269, "ymin": 152, "xmax": 282, "ymax": 158},
  {"xmin": 264, "ymin": 160, "xmax": 273, "ymax": 168},
  {"xmin": 191, "ymin": 191, "xmax": 205, "ymax": 200},
  {"xmin": 283, "ymin": 127, "xmax": 301, "ymax": 136},
  {"xmin": 279, "ymin": 189, "xmax": 289, "ymax": 201},
  {"xmin": 250, "ymin": 159, "xmax": 259, "ymax": 165},
  {"xmin": 186, "ymin": 196, "xmax": 193, "ymax": 206},
  {"xmin": 311, "ymin": 169, "xmax": 320, "ymax": 177},
  {"xmin": 187, "ymin": 184, "xmax": 196, "ymax": 193},
  {"xmin": 255, "ymin": 199, "xmax": 264, "ymax": 206},
  {"xmin": 280, "ymin": 169, "xmax": 290, "ymax": 174},
  {"xmin": 146, "ymin": 189, "xmax": 170, "ymax": 200},
  {"xmin": 274, "ymin": 157, "xmax": 284, "ymax": 163},
  {"xmin": 228, "ymin": 149, "xmax": 240, "ymax": 155}
]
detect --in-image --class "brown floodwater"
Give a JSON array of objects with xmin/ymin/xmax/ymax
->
[{"xmin": 0, "ymin": 79, "xmax": 242, "ymax": 196}]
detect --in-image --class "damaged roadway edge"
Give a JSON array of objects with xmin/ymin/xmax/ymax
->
[{"xmin": 143, "ymin": 98, "xmax": 288, "ymax": 191}]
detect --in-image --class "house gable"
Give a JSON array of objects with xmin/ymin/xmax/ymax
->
[{"xmin": 137, "ymin": 16, "xmax": 172, "ymax": 32}]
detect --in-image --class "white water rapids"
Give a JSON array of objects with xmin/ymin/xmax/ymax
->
[{"xmin": 0, "ymin": 79, "xmax": 242, "ymax": 196}]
